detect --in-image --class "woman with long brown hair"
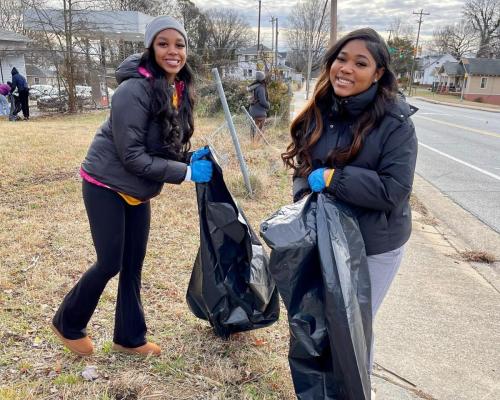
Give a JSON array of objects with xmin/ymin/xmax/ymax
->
[{"xmin": 282, "ymin": 28, "xmax": 417, "ymax": 396}]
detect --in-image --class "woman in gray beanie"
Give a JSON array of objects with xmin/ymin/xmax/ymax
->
[
  {"xmin": 51, "ymin": 15, "xmax": 213, "ymax": 357},
  {"xmin": 247, "ymin": 71, "xmax": 270, "ymax": 140}
]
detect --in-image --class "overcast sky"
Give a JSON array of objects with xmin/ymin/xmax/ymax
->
[{"xmin": 192, "ymin": 0, "xmax": 466, "ymax": 49}]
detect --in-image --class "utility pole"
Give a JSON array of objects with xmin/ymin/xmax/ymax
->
[
  {"xmin": 275, "ymin": 18, "xmax": 279, "ymax": 79},
  {"xmin": 270, "ymin": 16, "xmax": 276, "ymax": 71},
  {"xmin": 257, "ymin": 0, "xmax": 261, "ymax": 63},
  {"xmin": 387, "ymin": 29, "xmax": 393, "ymax": 42},
  {"xmin": 330, "ymin": 0, "xmax": 337, "ymax": 45},
  {"xmin": 307, "ymin": 0, "xmax": 329, "ymax": 99},
  {"xmin": 408, "ymin": 9, "xmax": 429, "ymax": 96}
]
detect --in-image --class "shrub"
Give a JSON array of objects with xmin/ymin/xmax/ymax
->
[
  {"xmin": 195, "ymin": 79, "xmax": 248, "ymax": 117},
  {"xmin": 194, "ymin": 77, "xmax": 292, "ymax": 123},
  {"xmin": 267, "ymin": 80, "xmax": 292, "ymax": 122}
]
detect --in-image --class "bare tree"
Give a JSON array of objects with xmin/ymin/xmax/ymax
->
[
  {"xmin": 0, "ymin": 0, "xmax": 26, "ymax": 32},
  {"xmin": 286, "ymin": 0, "xmax": 330, "ymax": 74},
  {"xmin": 463, "ymin": 0, "xmax": 500, "ymax": 57},
  {"xmin": 23, "ymin": 0, "xmax": 105, "ymax": 112},
  {"xmin": 175, "ymin": 0, "xmax": 210, "ymax": 54},
  {"xmin": 432, "ymin": 22, "xmax": 477, "ymax": 58},
  {"xmin": 388, "ymin": 16, "xmax": 415, "ymax": 41},
  {"xmin": 205, "ymin": 8, "xmax": 252, "ymax": 68}
]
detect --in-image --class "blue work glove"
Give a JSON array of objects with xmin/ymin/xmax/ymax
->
[
  {"xmin": 308, "ymin": 168, "xmax": 326, "ymax": 192},
  {"xmin": 190, "ymin": 159, "xmax": 213, "ymax": 183},
  {"xmin": 190, "ymin": 146, "xmax": 210, "ymax": 162}
]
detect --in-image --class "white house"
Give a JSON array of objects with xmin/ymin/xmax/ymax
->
[
  {"xmin": 222, "ymin": 45, "xmax": 302, "ymax": 82},
  {"xmin": 0, "ymin": 30, "xmax": 31, "ymax": 84},
  {"xmin": 414, "ymin": 54, "xmax": 457, "ymax": 85}
]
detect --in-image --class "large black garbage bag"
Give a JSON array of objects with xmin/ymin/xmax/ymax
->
[
  {"xmin": 260, "ymin": 193, "xmax": 372, "ymax": 399},
  {"xmin": 187, "ymin": 152, "xmax": 280, "ymax": 338}
]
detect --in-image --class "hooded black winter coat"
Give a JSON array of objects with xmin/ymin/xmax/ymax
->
[
  {"xmin": 82, "ymin": 54, "xmax": 189, "ymax": 201},
  {"xmin": 293, "ymin": 84, "xmax": 418, "ymax": 256},
  {"xmin": 10, "ymin": 67, "xmax": 28, "ymax": 92}
]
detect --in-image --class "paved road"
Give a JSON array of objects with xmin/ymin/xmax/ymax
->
[{"xmin": 409, "ymin": 98, "xmax": 500, "ymax": 233}]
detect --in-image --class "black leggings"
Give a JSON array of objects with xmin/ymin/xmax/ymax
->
[
  {"xmin": 18, "ymin": 90, "xmax": 29, "ymax": 118},
  {"xmin": 53, "ymin": 180, "xmax": 151, "ymax": 347}
]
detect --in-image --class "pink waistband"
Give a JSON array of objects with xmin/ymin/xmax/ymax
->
[{"xmin": 80, "ymin": 167, "xmax": 110, "ymax": 189}]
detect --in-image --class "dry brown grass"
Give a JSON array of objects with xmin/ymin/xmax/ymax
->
[
  {"xmin": 459, "ymin": 250, "xmax": 497, "ymax": 264},
  {"xmin": 0, "ymin": 112, "xmax": 296, "ymax": 399}
]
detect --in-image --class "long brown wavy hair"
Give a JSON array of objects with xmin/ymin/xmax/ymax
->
[{"xmin": 282, "ymin": 28, "xmax": 398, "ymax": 177}]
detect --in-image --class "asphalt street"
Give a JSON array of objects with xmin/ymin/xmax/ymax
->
[{"xmin": 408, "ymin": 98, "xmax": 500, "ymax": 233}]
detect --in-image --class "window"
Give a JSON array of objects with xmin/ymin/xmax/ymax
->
[
  {"xmin": 34, "ymin": 77, "xmax": 40, "ymax": 84},
  {"xmin": 480, "ymin": 77, "xmax": 487, "ymax": 89}
]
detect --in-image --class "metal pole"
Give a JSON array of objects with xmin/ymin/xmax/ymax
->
[
  {"xmin": 257, "ymin": 0, "xmax": 261, "ymax": 62},
  {"xmin": 305, "ymin": 34, "xmax": 313, "ymax": 100},
  {"xmin": 212, "ymin": 68, "xmax": 252, "ymax": 195},
  {"xmin": 330, "ymin": 0, "xmax": 337, "ymax": 46}
]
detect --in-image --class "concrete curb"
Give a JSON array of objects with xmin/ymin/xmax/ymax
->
[{"xmin": 410, "ymin": 96, "xmax": 500, "ymax": 113}]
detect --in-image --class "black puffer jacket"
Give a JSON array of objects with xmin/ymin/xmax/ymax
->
[
  {"xmin": 82, "ymin": 54, "xmax": 188, "ymax": 201},
  {"xmin": 293, "ymin": 84, "xmax": 418, "ymax": 255}
]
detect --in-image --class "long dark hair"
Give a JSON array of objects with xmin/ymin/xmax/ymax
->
[
  {"xmin": 139, "ymin": 48, "xmax": 195, "ymax": 161},
  {"xmin": 282, "ymin": 28, "xmax": 398, "ymax": 176}
]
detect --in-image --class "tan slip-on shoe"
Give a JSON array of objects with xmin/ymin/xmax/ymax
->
[
  {"xmin": 51, "ymin": 324, "xmax": 94, "ymax": 356},
  {"xmin": 112, "ymin": 342, "xmax": 161, "ymax": 356}
]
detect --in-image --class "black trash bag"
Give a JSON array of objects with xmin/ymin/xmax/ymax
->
[
  {"xmin": 187, "ymin": 151, "xmax": 280, "ymax": 338},
  {"xmin": 260, "ymin": 193, "xmax": 372, "ymax": 399}
]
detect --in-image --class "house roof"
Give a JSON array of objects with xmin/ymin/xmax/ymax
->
[
  {"xmin": 0, "ymin": 30, "xmax": 30, "ymax": 43},
  {"xmin": 26, "ymin": 64, "xmax": 56, "ymax": 77},
  {"xmin": 440, "ymin": 61, "xmax": 464, "ymax": 76},
  {"xmin": 461, "ymin": 58, "xmax": 500, "ymax": 76},
  {"xmin": 417, "ymin": 54, "xmax": 457, "ymax": 71},
  {"xmin": 238, "ymin": 44, "xmax": 273, "ymax": 55},
  {"xmin": 24, "ymin": 9, "xmax": 153, "ymax": 42}
]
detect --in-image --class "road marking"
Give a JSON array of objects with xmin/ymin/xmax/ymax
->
[
  {"xmin": 419, "ymin": 142, "xmax": 500, "ymax": 181},
  {"xmin": 414, "ymin": 115, "xmax": 500, "ymax": 138}
]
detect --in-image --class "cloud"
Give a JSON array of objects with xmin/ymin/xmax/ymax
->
[{"xmin": 192, "ymin": 0, "xmax": 466, "ymax": 48}]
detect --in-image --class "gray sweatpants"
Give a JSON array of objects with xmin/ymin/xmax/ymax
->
[{"xmin": 367, "ymin": 245, "xmax": 405, "ymax": 372}]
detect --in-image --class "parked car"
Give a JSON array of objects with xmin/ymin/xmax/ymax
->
[
  {"xmin": 29, "ymin": 84, "xmax": 54, "ymax": 100},
  {"xmin": 37, "ymin": 85, "xmax": 115, "ymax": 111}
]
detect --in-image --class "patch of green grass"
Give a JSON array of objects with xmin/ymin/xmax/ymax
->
[
  {"xmin": 53, "ymin": 372, "xmax": 81, "ymax": 385},
  {"xmin": 101, "ymin": 340, "xmax": 113, "ymax": 355},
  {"xmin": 152, "ymin": 356, "xmax": 186, "ymax": 377}
]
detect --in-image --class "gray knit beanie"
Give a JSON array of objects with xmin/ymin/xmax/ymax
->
[
  {"xmin": 255, "ymin": 71, "xmax": 265, "ymax": 82},
  {"xmin": 144, "ymin": 16, "xmax": 188, "ymax": 50}
]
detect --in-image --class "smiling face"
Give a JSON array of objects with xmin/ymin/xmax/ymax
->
[
  {"xmin": 153, "ymin": 28, "xmax": 187, "ymax": 83},
  {"xmin": 329, "ymin": 39, "xmax": 384, "ymax": 98}
]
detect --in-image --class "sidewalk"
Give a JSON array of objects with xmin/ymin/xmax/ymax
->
[
  {"xmin": 410, "ymin": 95, "xmax": 500, "ymax": 113},
  {"xmin": 291, "ymin": 87, "xmax": 500, "ymax": 400}
]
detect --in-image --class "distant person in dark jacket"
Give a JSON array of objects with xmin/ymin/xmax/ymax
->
[
  {"xmin": 51, "ymin": 15, "xmax": 213, "ymax": 358},
  {"xmin": 10, "ymin": 67, "xmax": 29, "ymax": 120},
  {"xmin": 282, "ymin": 28, "xmax": 417, "ymax": 398},
  {"xmin": 247, "ymin": 71, "xmax": 270, "ymax": 140}
]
